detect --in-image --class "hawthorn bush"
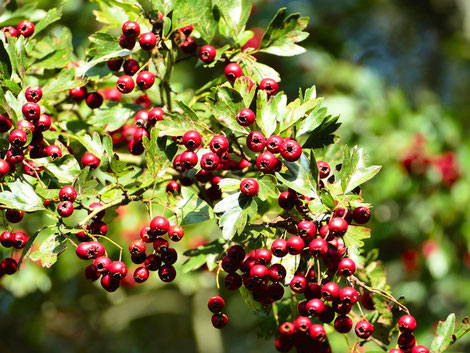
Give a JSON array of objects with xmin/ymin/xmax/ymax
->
[{"xmin": 0, "ymin": 1, "xmax": 468, "ymax": 353}]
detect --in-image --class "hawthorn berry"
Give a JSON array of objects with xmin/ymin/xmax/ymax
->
[
  {"xmin": 353, "ymin": 206, "xmax": 371, "ymax": 224},
  {"xmin": 236, "ymin": 108, "xmax": 255, "ymax": 126},
  {"xmin": 246, "ymin": 131, "xmax": 266, "ymax": 152},
  {"xmin": 280, "ymin": 139, "xmax": 302, "ymax": 162},
  {"xmin": 150, "ymin": 216, "xmax": 170, "ymax": 235},
  {"xmin": 9, "ymin": 129, "xmax": 28, "ymax": 147},
  {"xmin": 25, "ymin": 85, "xmax": 42, "ymax": 103},
  {"xmin": 136, "ymin": 71, "xmax": 155, "ymax": 90},
  {"xmin": 180, "ymin": 24, "xmax": 193, "ymax": 36},
  {"xmin": 36, "ymin": 114, "xmax": 52, "ymax": 132},
  {"xmin": 268, "ymin": 264, "xmax": 286, "ymax": 283},
  {"xmin": 211, "ymin": 313, "xmax": 228, "ymax": 329},
  {"xmin": 57, "ymin": 201, "xmax": 74, "ymax": 218},
  {"xmin": 101, "ymin": 273, "xmax": 120, "ymax": 292},
  {"xmin": 0, "ymin": 115, "xmax": 12, "ymax": 133},
  {"xmin": 84, "ymin": 264, "xmax": 100, "ymax": 281},
  {"xmin": 328, "ymin": 217, "xmax": 348, "ymax": 237},
  {"xmin": 0, "ymin": 231, "xmax": 13, "ymax": 247},
  {"xmin": 337, "ymin": 258, "xmax": 356, "ymax": 277},
  {"xmin": 59, "ymin": 185, "xmax": 77, "ymax": 202},
  {"xmin": 250, "ymin": 264, "xmax": 268, "ymax": 281},
  {"xmin": 129, "ymin": 239, "xmax": 146, "ymax": 256},
  {"xmin": 259, "ymin": 78, "xmax": 278, "ymax": 96},
  {"xmin": 6, "ymin": 209, "xmax": 23, "ymax": 223},
  {"xmin": 290, "ymin": 274, "xmax": 307, "ymax": 293},
  {"xmin": 116, "ymin": 75, "xmax": 135, "ymax": 93},
  {"xmin": 209, "ymin": 135, "xmax": 229, "ymax": 154},
  {"xmin": 69, "ymin": 86, "xmax": 87, "ymax": 102},
  {"xmin": 122, "ymin": 20, "xmax": 140, "ymax": 39},
  {"xmin": 148, "ymin": 107, "xmax": 165, "ymax": 124},
  {"xmin": 22, "ymin": 102, "xmax": 40, "ymax": 121},
  {"xmin": 119, "ymin": 34, "xmax": 136, "ymax": 49},
  {"xmin": 168, "ymin": 224, "xmax": 184, "ymax": 242},
  {"xmin": 1, "ymin": 258, "xmax": 17, "ymax": 275},
  {"xmin": 309, "ymin": 238, "xmax": 328, "ymax": 258},
  {"xmin": 124, "ymin": 58, "xmax": 140, "ymax": 75},
  {"xmin": 45, "ymin": 145, "xmax": 62, "ymax": 160},
  {"xmin": 334, "ymin": 315, "xmax": 353, "ymax": 333},
  {"xmin": 12, "ymin": 232, "xmax": 28, "ymax": 249},
  {"xmin": 180, "ymin": 150, "xmax": 198, "ymax": 169},
  {"xmin": 6, "ymin": 148, "xmax": 24, "ymax": 165},
  {"xmin": 340, "ymin": 287, "xmax": 359, "ymax": 305},
  {"xmin": 297, "ymin": 221, "xmax": 316, "ymax": 240},
  {"xmin": 158, "ymin": 264, "xmax": 176, "ymax": 282},
  {"xmin": 17, "ymin": 20, "xmax": 34, "ymax": 37},
  {"xmin": 355, "ymin": 320, "xmax": 374, "ymax": 339},
  {"xmin": 278, "ymin": 190, "xmax": 296, "ymax": 210},
  {"xmin": 309, "ymin": 324, "xmax": 326, "ymax": 342},
  {"xmin": 166, "ymin": 180, "xmax": 180, "ymax": 194},
  {"xmin": 224, "ymin": 63, "xmax": 243, "ymax": 82},
  {"xmin": 304, "ymin": 283, "xmax": 322, "ymax": 300},
  {"xmin": 412, "ymin": 345, "xmax": 429, "ymax": 353},
  {"xmin": 294, "ymin": 316, "xmax": 311, "ymax": 333},
  {"xmin": 398, "ymin": 332, "xmax": 416, "ymax": 350},
  {"xmin": 306, "ymin": 298, "xmax": 325, "ymax": 317},
  {"xmin": 86, "ymin": 92, "xmax": 104, "ymax": 109},
  {"xmin": 81, "ymin": 152, "xmax": 100, "ymax": 169},
  {"xmin": 108, "ymin": 261, "xmax": 128, "ymax": 279},
  {"xmin": 240, "ymin": 178, "xmax": 259, "ymax": 197},
  {"xmin": 271, "ymin": 238, "xmax": 288, "ymax": 257},
  {"xmin": 134, "ymin": 267, "xmax": 150, "ymax": 283},
  {"xmin": 398, "ymin": 315, "xmax": 417, "ymax": 332},
  {"xmin": 266, "ymin": 135, "xmax": 283, "ymax": 153},
  {"xmin": 199, "ymin": 45, "xmax": 217, "ymax": 63},
  {"xmin": 181, "ymin": 37, "xmax": 197, "ymax": 53},
  {"xmin": 317, "ymin": 161, "xmax": 331, "ymax": 179},
  {"xmin": 224, "ymin": 272, "xmax": 242, "ymax": 290},
  {"xmin": 107, "ymin": 58, "xmax": 123, "ymax": 71},
  {"xmin": 333, "ymin": 207, "xmax": 353, "ymax": 223},
  {"xmin": 286, "ymin": 236, "xmax": 304, "ymax": 255},
  {"xmin": 182, "ymin": 130, "xmax": 202, "ymax": 150},
  {"xmin": 94, "ymin": 256, "xmax": 112, "ymax": 273},
  {"xmin": 1, "ymin": 26, "xmax": 18, "ymax": 38},
  {"xmin": 145, "ymin": 254, "xmax": 162, "ymax": 271},
  {"xmin": 321, "ymin": 282, "xmax": 340, "ymax": 301},
  {"xmin": 139, "ymin": 32, "xmax": 157, "ymax": 50},
  {"xmin": 208, "ymin": 296, "xmax": 225, "ymax": 313},
  {"xmin": 361, "ymin": 292, "xmax": 376, "ymax": 310},
  {"xmin": 256, "ymin": 151, "xmax": 277, "ymax": 173}
]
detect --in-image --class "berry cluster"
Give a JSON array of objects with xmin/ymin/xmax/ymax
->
[{"xmin": 1, "ymin": 20, "xmax": 35, "ymax": 39}]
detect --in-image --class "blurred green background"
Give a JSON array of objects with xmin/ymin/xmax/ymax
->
[{"xmin": 1, "ymin": 0, "xmax": 470, "ymax": 352}]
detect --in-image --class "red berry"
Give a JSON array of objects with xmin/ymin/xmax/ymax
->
[
  {"xmin": 139, "ymin": 32, "xmax": 157, "ymax": 50},
  {"xmin": 129, "ymin": 239, "xmax": 146, "ymax": 255},
  {"xmin": 290, "ymin": 274, "xmax": 307, "ymax": 293},
  {"xmin": 339, "ymin": 287, "xmax": 359, "ymax": 305},
  {"xmin": 334, "ymin": 315, "xmax": 353, "ymax": 333},
  {"xmin": 76, "ymin": 241, "xmax": 105, "ymax": 260},
  {"xmin": 0, "ymin": 115, "xmax": 12, "ymax": 133},
  {"xmin": 59, "ymin": 185, "xmax": 77, "ymax": 202},
  {"xmin": 1, "ymin": 258, "xmax": 17, "ymax": 275},
  {"xmin": 317, "ymin": 161, "xmax": 331, "ymax": 179},
  {"xmin": 145, "ymin": 254, "xmax": 162, "ymax": 271},
  {"xmin": 180, "ymin": 150, "xmax": 198, "ymax": 169},
  {"xmin": 1, "ymin": 26, "xmax": 18, "ymax": 38},
  {"xmin": 236, "ymin": 108, "xmax": 255, "ymax": 126},
  {"xmin": 328, "ymin": 217, "xmax": 348, "ymax": 237},
  {"xmin": 134, "ymin": 266, "xmax": 149, "ymax": 283},
  {"xmin": 355, "ymin": 320, "xmax": 374, "ymax": 339},
  {"xmin": 250, "ymin": 264, "xmax": 268, "ymax": 281},
  {"xmin": 22, "ymin": 102, "xmax": 40, "ymax": 121},
  {"xmin": 148, "ymin": 107, "xmax": 165, "ymax": 124},
  {"xmin": 6, "ymin": 209, "xmax": 23, "ymax": 223},
  {"xmin": 158, "ymin": 264, "xmax": 176, "ymax": 282},
  {"xmin": 6, "ymin": 148, "xmax": 24, "ymax": 165},
  {"xmin": 123, "ymin": 58, "xmax": 140, "ymax": 76},
  {"xmin": 353, "ymin": 206, "xmax": 371, "ymax": 224},
  {"xmin": 25, "ymin": 85, "xmax": 42, "ymax": 103},
  {"xmin": 12, "ymin": 231, "xmax": 28, "ymax": 249},
  {"xmin": 116, "ymin": 75, "xmax": 135, "ymax": 93},
  {"xmin": 309, "ymin": 324, "xmax": 326, "ymax": 342},
  {"xmin": 81, "ymin": 152, "xmax": 100, "ymax": 169},
  {"xmin": 208, "ymin": 296, "xmax": 225, "ymax": 313},
  {"xmin": 136, "ymin": 71, "xmax": 155, "ymax": 90},
  {"xmin": 286, "ymin": 236, "xmax": 304, "ymax": 255},
  {"xmin": 200, "ymin": 152, "xmax": 220, "ymax": 171},
  {"xmin": 107, "ymin": 58, "xmax": 123, "ymax": 71},
  {"xmin": 101, "ymin": 273, "xmax": 120, "ymax": 292},
  {"xmin": 268, "ymin": 263, "xmax": 286, "ymax": 282},
  {"xmin": 309, "ymin": 238, "xmax": 328, "ymax": 258},
  {"xmin": 85, "ymin": 264, "xmax": 101, "ymax": 281},
  {"xmin": 150, "ymin": 216, "xmax": 170, "ymax": 235},
  {"xmin": 69, "ymin": 86, "xmax": 87, "ymax": 102},
  {"xmin": 180, "ymin": 24, "xmax": 193, "ymax": 36},
  {"xmin": 17, "ymin": 20, "xmax": 34, "ymax": 37},
  {"xmin": 275, "ymin": 336, "xmax": 293, "ymax": 352},
  {"xmin": 337, "ymin": 258, "xmax": 356, "ymax": 277},
  {"xmin": 246, "ymin": 131, "xmax": 266, "ymax": 152},
  {"xmin": 57, "ymin": 201, "xmax": 74, "ymax": 218},
  {"xmin": 182, "ymin": 130, "xmax": 202, "ymax": 150},
  {"xmin": 86, "ymin": 92, "xmax": 104, "ymax": 109},
  {"xmin": 412, "ymin": 345, "xmax": 429, "ymax": 353},
  {"xmin": 119, "ymin": 34, "xmax": 136, "ymax": 49},
  {"xmin": 280, "ymin": 139, "xmax": 302, "ymax": 162},
  {"xmin": 211, "ymin": 313, "xmax": 228, "ymax": 329},
  {"xmin": 199, "ymin": 45, "xmax": 217, "ymax": 63},
  {"xmin": 209, "ymin": 135, "xmax": 229, "ymax": 154},
  {"xmin": 266, "ymin": 135, "xmax": 283, "ymax": 153},
  {"xmin": 0, "ymin": 231, "xmax": 13, "ymax": 247},
  {"xmin": 398, "ymin": 315, "xmax": 417, "ymax": 333},
  {"xmin": 271, "ymin": 238, "xmax": 288, "ymax": 257},
  {"xmin": 278, "ymin": 190, "xmax": 296, "ymax": 210},
  {"xmin": 166, "ymin": 180, "xmax": 180, "ymax": 194},
  {"xmin": 224, "ymin": 63, "xmax": 243, "ymax": 82},
  {"xmin": 168, "ymin": 224, "xmax": 184, "ymax": 242},
  {"xmin": 122, "ymin": 20, "xmax": 140, "ymax": 39},
  {"xmin": 35, "ymin": 114, "xmax": 52, "ymax": 132},
  {"xmin": 294, "ymin": 316, "xmax": 311, "ymax": 333},
  {"xmin": 254, "ymin": 248, "xmax": 272, "ymax": 265},
  {"xmin": 240, "ymin": 178, "xmax": 259, "ymax": 197},
  {"xmin": 181, "ymin": 37, "xmax": 197, "ymax": 53},
  {"xmin": 297, "ymin": 221, "xmax": 316, "ymax": 240},
  {"xmin": 224, "ymin": 272, "xmax": 242, "ymax": 290},
  {"xmin": 256, "ymin": 151, "xmax": 277, "ymax": 173},
  {"xmin": 108, "ymin": 260, "xmax": 128, "ymax": 279},
  {"xmin": 321, "ymin": 282, "xmax": 340, "ymax": 301},
  {"xmin": 398, "ymin": 332, "xmax": 416, "ymax": 350},
  {"xmin": 93, "ymin": 256, "xmax": 112, "ymax": 273},
  {"xmin": 9, "ymin": 129, "xmax": 27, "ymax": 147},
  {"xmin": 259, "ymin": 78, "xmax": 278, "ymax": 96},
  {"xmin": 306, "ymin": 298, "xmax": 325, "ymax": 317}
]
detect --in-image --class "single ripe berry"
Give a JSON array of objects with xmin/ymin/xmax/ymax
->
[
  {"xmin": 82, "ymin": 152, "xmax": 100, "ymax": 169},
  {"xmin": 0, "ymin": 231, "xmax": 13, "ymax": 247},
  {"xmin": 321, "ymin": 282, "xmax": 340, "ymax": 301},
  {"xmin": 124, "ymin": 58, "xmax": 140, "ymax": 75},
  {"xmin": 211, "ymin": 313, "xmax": 228, "ymax": 329},
  {"xmin": 76, "ymin": 241, "xmax": 105, "ymax": 260},
  {"xmin": 108, "ymin": 261, "xmax": 128, "ymax": 279},
  {"xmin": 1, "ymin": 26, "xmax": 18, "ymax": 38},
  {"xmin": 180, "ymin": 150, "xmax": 198, "ymax": 169},
  {"xmin": 412, "ymin": 345, "xmax": 429, "ymax": 353},
  {"xmin": 306, "ymin": 298, "xmax": 325, "ymax": 317},
  {"xmin": 294, "ymin": 316, "xmax": 311, "ymax": 333},
  {"xmin": 224, "ymin": 272, "xmax": 242, "ymax": 290},
  {"xmin": 22, "ymin": 102, "xmax": 40, "ymax": 121},
  {"xmin": 309, "ymin": 238, "xmax": 328, "ymax": 258},
  {"xmin": 309, "ymin": 324, "xmax": 326, "ymax": 342},
  {"xmin": 353, "ymin": 206, "xmax": 371, "ymax": 224},
  {"xmin": 9, "ymin": 129, "xmax": 28, "ymax": 147},
  {"xmin": 236, "ymin": 108, "xmax": 256, "ymax": 126},
  {"xmin": 199, "ymin": 45, "xmax": 217, "ymax": 63},
  {"xmin": 158, "ymin": 264, "xmax": 176, "ymax": 282},
  {"xmin": 129, "ymin": 239, "xmax": 146, "ymax": 256},
  {"xmin": 168, "ymin": 224, "xmax": 184, "ymax": 242},
  {"xmin": 328, "ymin": 217, "xmax": 348, "ymax": 237},
  {"xmin": 0, "ymin": 115, "xmax": 12, "ymax": 133},
  {"xmin": 122, "ymin": 20, "xmax": 140, "ymax": 39},
  {"xmin": 208, "ymin": 296, "xmax": 225, "ymax": 313},
  {"xmin": 268, "ymin": 263, "xmax": 286, "ymax": 282},
  {"xmin": 337, "ymin": 258, "xmax": 356, "ymax": 277},
  {"xmin": 94, "ymin": 256, "xmax": 112, "ymax": 273},
  {"xmin": 334, "ymin": 315, "xmax": 353, "ymax": 333},
  {"xmin": 6, "ymin": 148, "xmax": 24, "ymax": 165},
  {"xmin": 286, "ymin": 236, "xmax": 304, "ymax": 255},
  {"xmin": 150, "ymin": 216, "xmax": 170, "ymax": 235},
  {"xmin": 398, "ymin": 332, "xmax": 416, "ymax": 350},
  {"xmin": 44, "ymin": 145, "xmax": 62, "ymax": 160},
  {"xmin": 166, "ymin": 180, "xmax": 180, "ymax": 194},
  {"xmin": 355, "ymin": 320, "xmax": 374, "ymax": 339},
  {"xmin": 116, "ymin": 75, "xmax": 135, "ymax": 93},
  {"xmin": 1, "ymin": 258, "xmax": 18, "ymax": 275},
  {"xmin": 180, "ymin": 24, "xmax": 193, "ymax": 36},
  {"xmin": 36, "ymin": 114, "xmax": 52, "ymax": 132},
  {"xmin": 317, "ymin": 161, "xmax": 331, "ymax": 179},
  {"xmin": 86, "ymin": 92, "xmax": 104, "ymax": 109},
  {"xmin": 297, "ymin": 221, "xmax": 316, "ymax": 240},
  {"xmin": 119, "ymin": 34, "xmax": 136, "ymax": 49},
  {"xmin": 139, "ymin": 32, "xmax": 157, "ymax": 50},
  {"xmin": 280, "ymin": 139, "xmax": 302, "ymax": 162},
  {"xmin": 101, "ymin": 273, "xmax": 120, "ymax": 292},
  {"xmin": 6, "ymin": 209, "xmax": 24, "ymax": 223},
  {"xmin": 17, "ymin": 20, "xmax": 35, "ymax": 37},
  {"xmin": 271, "ymin": 238, "xmax": 288, "ymax": 257},
  {"xmin": 59, "ymin": 185, "xmax": 77, "ymax": 202},
  {"xmin": 259, "ymin": 78, "xmax": 278, "ymax": 96},
  {"xmin": 256, "ymin": 151, "xmax": 277, "ymax": 173},
  {"xmin": 398, "ymin": 315, "xmax": 417, "ymax": 333},
  {"xmin": 246, "ymin": 131, "xmax": 266, "ymax": 152},
  {"xmin": 181, "ymin": 37, "xmax": 197, "ymax": 53},
  {"xmin": 240, "ymin": 178, "xmax": 259, "ymax": 197},
  {"xmin": 134, "ymin": 267, "xmax": 150, "ymax": 283},
  {"xmin": 250, "ymin": 264, "xmax": 268, "ymax": 281},
  {"xmin": 145, "ymin": 254, "xmax": 162, "ymax": 271},
  {"xmin": 25, "ymin": 85, "xmax": 42, "ymax": 103},
  {"xmin": 278, "ymin": 190, "xmax": 296, "ymax": 210},
  {"xmin": 12, "ymin": 232, "xmax": 28, "ymax": 249},
  {"xmin": 267, "ymin": 135, "xmax": 283, "ymax": 153},
  {"xmin": 148, "ymin": 107, "xmax": 165, "ymax": 124},
  {"xmin": 340, "ymin": 287, "xmax": 359, "ymax": 305},
  {"xmin": 209, "ymin": 135, "xmax": 229, "ymax": 154},
  {"xmin": 182, "ymin": 130, "xmax": 202, "ymax": 150},
  {"xmin": 70, "ymin": 86, "xmax": 87, "ymax": 102},
  {"xmin": 107, "ymin": 58, "xmax": 123, "ymax": 71},
  {"xmin": 224, "ymin": 63, "xmax": 243, "ymax": 82},
  {"xmin": 200, "ymin": 153, "xmax": 220, "ymax": 171},
  {"xmin": 290, "ymin": 274, "xmax": 307, "ymax": 293},
  {"xmin": 57, "ymin": 201, "xmax": 74, "ymax": 218},
  {"xmin": 136, "ymin": 71, "xmax": 155, "ymax": 90}
]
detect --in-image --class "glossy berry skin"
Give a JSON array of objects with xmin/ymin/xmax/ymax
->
[
  {"xmin": 290, "ymin": 275, "xmax": 307, "ymax": 293},
  {"xmin": 240, "ymin": 178, "xmax": 259, "ymax": 197},
  {"xmin": 101, "ymin": 273, "xmax": 120, "ymax": 292},
  {"xmin": 333, "ymin": 207, "xmax": 353, "ymax": 223},
  {"xmin": 36, "ymin": 114, "xmax": 52, "ymax": 132},
  {"xmin": 45, "ymin": 144, "xmax": 62, "ymax": 160},
  {"xmin": 70, "ymin": 86, "xmax": 87, "ymax": 102},
  {"xmin": 180, "ymin": 150, "xmax": 198, "ymax": 169},
  {"xmin": 249, "ymin": 264, "xmax": 268, "ymax": 281},
  {"xmin": 183, "ymin": 130, "xmax": 202, "ymax": 150},
  {"xmin": 161, "ymin": 247, "xmax": 177, "ymax": 265},
  {"xmin": 353, "ymin": 206, "xmax": 371, "ymax": 224},
  {"xmin": 211, "ymin": 313, "xmax": 228, "ymax": 329},
  {"xmin": 123, "ymin": 58, "xmax": 140, "ymax": 75},
  {"xmin": 254, "ymin": 248, "xmax": 272, "ymax": 265},
  {"xmin": 309, "ymin": 238, "xmax": 328, "ymax": 258},
  {"xmin": 271, "ymin": 238, "xmax": 288, "ymax": 257},
  {"xmin": 309, "ymin": 324, "xmax": 327, "ymax": 343},
  {"xmin": 1, "ymin": 258, "xmax": 18, "ymax": 275},
  {"xmin": 256, "ymin": 152, "xmax": 277, "ymax": 173},
  {"xmin": 134, "ymin": 267, "xmax": 150, "ymax": 283},
  {"xmin": 82, "ymin": 152, "xmax": 100, "ymax": 169},
  {"xmin": 246, "ymin": 131, "xmax": 266, "ymax": 153},
  {"xmin": 108, "ymin": 261, "xmax": 128, "ymax": 279},
  {"xmin": 1, "ymin": 26, "xmax": 17, "ymax": 38},
  {"xmin": 259, "ymin": 78, "xmax": 278, "ymax": 96},
  {"xmin": 398, "ymin": 315, "xmax": 417, "ymax": 333},
  {"xmin": 181, "ymin": 37, "xmax": 197, "ymax": 53},
  {"xmin": 158, "ymin": 264, "xmax": 176, "ymax": 282},
  {"xmin": 6, "ymin": 148, "xmax": 24, "ymax": 165},
  {"xmin": 209, "ymin": 135, "xmax": 229, "ymax": 154},
  {"xmin": 200, "ymin": 153, "xmax": 220, "ymax": 171},
  {"xmin": 355, "ymin": 320, "xmax": 374, "ymax": 339},
  {"xmin": 412, "ymin": 345, "xmax": 429, "ymax": 353},
  {"xmin": 335, "ymin": 315, "xmax": 353, "ymax": 333},
  {"xmin": 93, "ymin": 256, "xmax": 112, "ymax": 273},
  {"xmin": 361, "ymin": 292, "xmax": 375, "ymax": 310},
  {"xmin": 166, "ymin": 180, "xmax": 180, "ymax": 195},
  {"xmin": 107, "ymin": 58, "xmax": 123, "ymax": 71},
  {"xmin": 0, "ymin": 231, "xmax": 13, "ymax": 247},
  {"xmin": 268, "ymin": 264, "xmax": 286, "ymax": 283},
  {"xmin": 227, "ymin": 245, "xmax": 245, "ymax": 265},
  {"xmin": 145, "ymin": 254, "xmax": 162, "ymax": 271},
  {"xmin": 224, "ymin": 272, "xmax": 242, "ymax": 290},
  {"xmin": 76, "ymin": 241, "xmax": 105, "ymax": 260},
  {"xmin": 286, "ymin": 236, "xmax": 305, "ymax": 255},
  {"xmin": 321, "ymin": 282, "xmax": 340, "ymax": 301},
  {"xmin": 398, "ymin": 332, "xmax": 416, "ymax": 350},
  {"xmin": 150, "ymin": 216, "xmax": 170, "ymax": 235},
  {"xmin": 148, "ymin": 107, "xmax": 165, "ymax": 124},
  {"xmin": 22, "ymin": 102, "xmax": 40, "ymax": 121},
  {"xmin": 85, "ymin": 264, "xmax": 101, "ymax": 281},
  {"xmin": 297, "ymin": 221, "xmax": 316, "ymax": 240},
  {"xmin": 129, "ymin": 239, "xmax": 146, "ymax": 255},
  {"xmin": 208, "ymin": 296, "xmax": 225, "ymax": 313},
  {"xmin": 236, "ymin": 108, "xmax": 255, "ymax": 126},
  {"xmin": 9, "ymin": 129, "xmax": 28, "ymax": 147},
  {"xmin": 6, "ymin": 209, "xmax": 23, "ymax": 223},
  {"xmin": 317, "ymin": 161, "xmax": 331, "ymax": 179},
  {"xmin": 136, "ymin": 71, "xmax": 155, "ymax": 90},
  {"xmin": 12, "ymin": 232, "xmax": 27, "ymax": 249},
  {"xmin": 199, "ymin": 45, "xmax": 217, "ymax": 63},
  {"xmin": 0, "ymin": 115, "xmax": 12, "ymax": 133},
  {"xmin": 340, "ymin": 287, "xmax": 359, "ymax": 305},
  {"xmin": 338, "ymin": 258, "xmax": 356, "ymax": 277},
  {"xmin": 116, "ymin": 75, "xmax": 135, "ymax": 93},
  {"xmin": 279, "ymin": 322, "xmax": 295, "ymax": 337},
  {"xmin": 280, "ymin": 139, "xmax": 302, "ymax": 162},
  {"xmin": 122, "ymin": 20, "xmax": 140, "ymax": 39},
  {"xmin": 59, "ymin": 185, "xmax": 77, "ymax": 202},
  {"xmin": 278, "ymin": 190, "xmax": 296, "ymax": 210},
  {"xmin": 86, "ymin": 92, "xmax": 104, "ymax": 109},
  {"xmin": 180, "ymin": 24, "xmax": 193, "ymax": 36},
  {"xmin": 57, "ymin": 201, "xmax": 74, "ymax": 218},
  {"xmin": 119, "ymin": 34, "xmax": 135, "ymax": 49},
  {"xmin": 294, "ymin": 316, "xmax": 311, "ymax": 333},
  {"xmin": 328, "ymin": 217, "xmax": 349, "ymax": 237},
  {"xmin": 267, "ymin": 135, "xmax": 283, "ymax": 153},
  {"xmin": 306, "ymin": 298, "xmax": 325, "ymax": 317},
  {"xmin": 17, "ymin": 20, "xmax": 35, "ymax": 37},
  {"xmin": 224, "ymin": 63, "xmax": 243, "ymax": 82},
  {"xmin": 25, "ymin": 85, "xmax": 42, "ymax": 103},
  {"xmin": 139, "ymin": 32, "xmax": 157, "ymax": 50}
]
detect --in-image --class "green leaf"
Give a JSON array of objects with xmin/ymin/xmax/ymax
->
[
  {"xmin": 211, "ymin": 86, "xmax": 250, "ymax": 135},
  {"xmin": 93, "ymin": 0, "xmax": 143, "ymax": 30},
  {"xmin": 298, "ymin": 113, "xmax": 341, "ymax": 150},
  {"xmin": 215, "ymin": 0, "xmax": 251, "ymax": 39},
  {"xmin": 74, "ymin": 132, "xmax": 106, "ymax": 157},
  {"xmin": 172, "ymin": 0, "xmax": 207, "ymax": 30},
  {"xmin": 257, "ymin": 174, "xmax": 278, "ymax": 201},
  {"xmin": 260, "ymin": 8, "xmax": 309, "ymax": 56},
  {"xmin": 34, "ymin": 155, "xmax": 81, "ymax": 184},
  {"xmin": 278, "ymin": 89, "xmax": 321, "ymax": 133},
  {"xmin": 430, "ymin": 314, "xmax": 456, "ymax": 353},
  {"xmin": 0, "ymin": 180, "xmax": 44, "ymax": 211},
  {"xmin": 256, "ymin": 90, "xmax": 286, "ymax": 137},
  {"xmin": 343, "ymin": 225, "xmax": 371, "ymax": 255},
  {"xmin": 31, "ymin": 27, "xmax": 73, "ymax": 70},
  {"xmin": 158, "ymin": 111, "xmax": 204, "ymax": 136},
  {"xmin": 74, "ymin": 168, "xmax": 99, "ymax": 199},
  {"xmin": 0, "ymin": 40, "xmax": 12, "ymax": 79},
  {"xmin": 30, "ymin": 232, "xmax": 67, "ymax": 268},
  {"xmin": 234, "ymin": 75, "xmax": 256, "ymax": 108},
  {"xmin": 340, "ymin": 146, "xmax": 382, "ymax": 194},
  {"xmin": 239, "ymin": 286, "xmax": 263, "ymax": 314},
  {"xmin": 18, "ymin": 225, "xmax": 55, "ymax": 266},
  {"xmin": 4, "ymin": 89, "xmax": 24, "ymax": 124},
  {"xmin": 142, "ymin": 128, "xmax": 173, "ymax": 180},
  {"xmin": 181, "ymin": 239, "xmax": 224, "ymax": 272},
  {"xmin": 89, "ymin": 102, "xmax": 139, "ymax": 132},
  {"xmin": 275, "ymin": 153, "xmax": 317, "ymax": 198},
  {"xmin": 320, "ymin": 189, "xmax": 335, "ymax": 209},
  {"xmin": 175, "ymin": 187, "xmax": 214, "ymax": 225},
  {"xmin": 42, "ymin": 67, "xmax": 85, "ymax": 96},
  {"xmin": 0, "ymin": 35, "xmax": 27, "ymax": 80},
  {"xmin": 218, "ymin": 178, "xmax": 241, "ymax": 193},
  {"xmin": 33, "ymin": 7, "xmax": 62, "ymax": 36},
  {"xmin": 196, "ymin": 1, "xmax": 219, "ymax": 43}
]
